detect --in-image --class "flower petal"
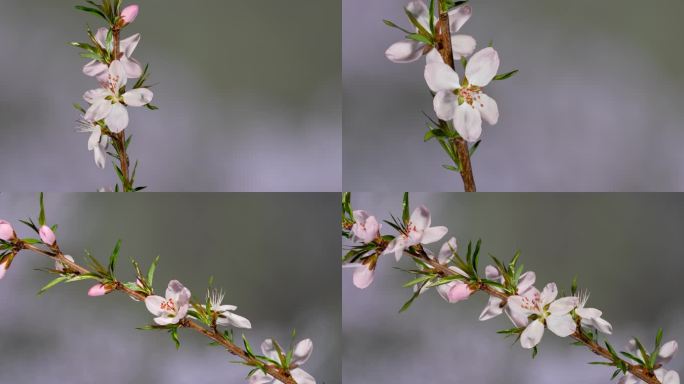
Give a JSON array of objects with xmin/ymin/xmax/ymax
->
[
  {"xmin": 591, "ymin": 317, "xmax": 613, "ymax": 335},
  {"xmin": 506, "ymin": 295, "xmax": 535, "ymax": 318},
  {"xmin": 546, "ymin": 313, "xmax": 576, "ymax": 337},
  {"xmin": 451, "ymin": 34, "xmax": 476, "ymax": 59},
  {"xmin": 540, "ymin": 283, "xmax": 558, "ymax": 306},
  {"xmin": 108, "ymin": 60, "xmax": 128, "ymax": 90},
  {"xmin": 93, "ymin": 145, "xmax": 106, "ymax": 169},
  {"xmin": 385, "ymin": 40, "xmax": 426, "ymax": 63},
  {"xmin": 448, "ymin": 4, "xmax": 472, "ymax": 33},
  {"xmin": 447, "ymin": 282, "xmax": 473, "ymax": 303},
  {"xmin": 123, "ymin": 88, "xmax": 154, "ymax": 107},
  {"xmin": 83, "ymin": 88, "xmax": 109, "ymax": 104},
  {"xmin": 406, "ymin": 1, "xmax": 429, "ymax": 24},
  {"xmin": 437, "ymin": 237, "xmax": 457, "ymax": 264},
  {"xmin": 105, "ymin": 103, "xmax": 129, "ymax": 133},
  {"xmin": 548, "ymin": 297, "xmax": 578, "ymax": 315},
  {"xmin": 576, "ymin": 307, "xmax": 602, "ymax": 320},
  {"xmin": 83, "ymin": 60, "xmax": 109, "ymax": 78},
  {"xmin": 433, "ymin": 91, "xmax": 459, "ymax": 121},
  {"xmin": 120, "ymin": 33, "xmax": 141, "ymax": 58},
  {"xmin": 353, "ymin": 265, "xmax": 375, "ymax": 289},
  {"xmin": 94, "ymin": 27, "xmax": 108, "ymax": 48},
  {"xmin": 425, "ymin": 48, "xmax": 443, "ymax": 64},
  {"xmin": 663, "ymin": 370, "xmax": 680, "ymax": 384},
  {"xmin": 424, "ymin": 62, "xmax": 460, "ymax": 93},
  {"xmin": 479, "ymin": 296, "xmax": 504, "ymax": 321},
  {"xmin": 658, "ymin": 340, "xmax": 679, "ymax": 364},
  {"xmin": 249, "ymin": 371, "xmax": 274, "ymax": 384},
  {"xmin": 224, "ymin": 312, "xmax": 252, "ymax": 329},
  {"xmin": 260, "ymin": 339, "xmax": 280, "ymax": 362},
  {"xmin": 292, "ymin": 339, "xmax": 314, "ymax": 365},
  {"xmin": 291, "ymin": 368, "xmax": 316, "ymax": 384},
  {"xmin": 485, "ymin": 265, "xmax": 501, "ymax": 280},
  {"xmin": 410, "ymin": 206, "xmax": 432, "ymax": 231},
  {"xmin": 421, "ymin": 226, "xmax": 448, "ymax": 245},
  {"xmin": 144, "ymin": 295, "xmax": 166, "ymax": 316},
  {"xmin": 85, "ymin": 99, "xmax": 113, "ymax": 123},
  {"xmin": 475, "ymin": 93, "xmax": 499, "ymax": 125},
  {"xmin": 520, "ymin": 319, "xmax": 545, "ymax": 349},
  {"xmin": 465, "ymin": 47, "xmax": 500, "ymax": 87},
  {"xmin": 517, "ymin": 271, "xmax": 536, "ymax": 293},
  {"xmin": 453, "ymin": 103, "xmax": 482, "ymax": 142},
  {"xmin": 154, "ymin": 316, "xmax": 180, "ymax": 325},
  {"xmin": 120, "ymin": 56, "xmax": 144, "ymax": 79}
]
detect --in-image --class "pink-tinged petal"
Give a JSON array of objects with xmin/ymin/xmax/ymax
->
[
  {"xmin": 475, "ymin": 93, "xmax": 499, "ymax": 125},
  {"xmin": 425, "ymin": 48, "xmax": 443, "ymax": 64},
  {"xmin": 120, "ymin": 33, "xmax": 141, "ymax": 58},
  {"xmin": 154, "ymin": 316, "xmax": 180, "ymax": 326},
  {"xmin": 123, "ymin": 88, "xmax": 153, "ymax": 107},
  {"xmin": 479, "ymin": 296, "xmax": 504, "ymax": 321},
  {"xmin": 94, "ymin": 27, "xmax": 108, "ymax": 48},
  {"xmin": 453, "ymin": 103, "xmax": 482, "ymax": 142},
  {"xmin": 436, "ymin": 282, "xmax": 453, "ymax": 302},
  {"xmin": 93, "ymin": 146, "xmax": 106, "ymax": 169},
  {"xmin": 410, "ymin": 206, "xmax": 431, "ymax": 231},
  {"xmin": 85, "ymin": 99, "xmax": 113, "ymax": 123},
  {"xmin": 352, "ymin": 210, "xmax": 370, "ymax": 222},
  {"xmin": 39, "ymin": 225, "xmax": 56, "ymax": 245},
  {"xmin": 144, "ymin": 295, "xmax": 165, "ymax": 316},
  {"xmin": 0, "ymin": 220, "xmax": 15, "ymax": 241},
  {"xmin": 540, "ymin": 283, "xmax": 558, "ymax": 306},
  {"xmin": 166, "ymin": 280, "xmax": 189, "ymax": 302},
  {"xmin": 505, "ymin": 306, "xmax": 531, "ymax": 328},
  {"xmin": 406, "ymin": 1, "xmax": 429, "ymax": 22},
  {"xmin": 224, "ymin": 312, "xmax": 252, "ymax": 329},
  {"xmin": 663, "ymin": 370, "xmax": 680, "ymax": 384},
  {"xmin": 385, "ymin": 40, "xmax": 425, "ymax": 63},
  {"xmin": 451, "ymin": 34, "xmax": 476, "ymax": 59},
  {"xmin": 108, "ymin": 60, "xmax": 128, "ymax": 89},
  {"xmin": 421, "ymin": 226, "xmax": 448, "ymax": 245},
  {"xmin": 83, "ymin": 60, "xmax": 109, "ymax": 78},
  {"xmin": 0, "ymin": 261, "xmax": 8, "ymax": 280},
  {"xmin": 260, "ymin": 339, "xmax": 280, "ymax": 362},
  {"xmin": 87, "ymin": 128, "xmax": 102, "ymax": 151},
  {"xmin": 506, "ymin": 295, "xmax": 535, "ymax": 318},
  {"xmin": 546, "ymin": 313, "xmax": 576, "ymax": 337},
  {"xmin": 121, "ymin": 5, "xmax": 139, "ymax": 25},
  {"xmin": 83, "ymin": 88, "xmax": 109, "ymax": 104},
  {"xmin": 88, "ymin": 284, "xmax": 109, "ymax": 297},
  {"xmin": 437, "ymin": 237, "xmax": 457, "ymax": 264},
  {"xmin": 517, "ymin": 271, "xmax": 536, "ymax": 293},
  {"xmin": 292, "ymin": 339, "xmax": 314, "ymax": 365},
  {"xmin": 465, "ymin": 47, "xmax": 500, "ymax": 87},
  {"xmin": 548, "ymin": 296, "xmax": 578, "ymax": 315},
  {"xmin": 105, "ymin": 103, "xmax": 129, "ymax": 133},
  {"xmin": 658, "ymin": 341, "xmax": 679, "ymax": 364},
  {"xmin": 484, "ymin": 265, "xmax": 500, "ymax": 280},
  {"xmin": 520, "ymin": 319, "xmax": 545, "ymax": 349},
  {"xmin": 618, "ymin": 373, "xmax": 640, "ymax": 384},
  {"xmin": 433, "ymin": 91, "xmax": 459, "ymax": 121},
  {"xmin": 576, "ymin": 307, "xmax": 602, "ymax": 320},
  {"xmin": 424, "ymin": 62, "xmax": 460, "ymax": 93},
  {"xmin": 249, "ymin": 371, "xmax": 274, "ymax": 384},
  {"xmin": 353, "ymin": 265, "xmax": 375, "ymax": 289},
  {"xmin": 591, "ymin": 317, "xmax": 613, "ymax": 335},
  {"xmin": 447, "ymin": 282, "xmax": 473, "ymax": 303},
  {"xmin": 448, "ymin": 4, "xmax": 472, "ymax": 33},
  {"xmin": 291, "ymin": 368, "xmax": 316, "ymax": 384},
  {"xmin": 120, "ymin": 56, "xmax": 143, "ymax": 79}
]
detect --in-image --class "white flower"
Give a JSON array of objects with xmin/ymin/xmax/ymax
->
[
  {"xmin": 84, "ymin": 60, "xmax": 154, "ymax": 133},
  {"xmin": 351, "ymin": 210, "xmax": 381, "ymax": 244},
  {"xmin": 574, "ymin": 290, "xmax": 612, "ymax": 334},
  {"xmin": 478, "ymin": 265, "xmax": 536, "ymax": 324},
  {"xmin": 83, "ymin": 28, "xmax": 144, "ymax": 81},
  {"xmin": 383, "ymin": 205, "xmax": 448, "ymax": 261},
  {"xmin": 76, "ymin": 118, "xmax": 109, "ymax": 169},
  {"xmin": 55, "ymin": 255, "xmax": 75, "ymax": 272},
  {"xmin": 385, "ymin": 1, "xmax": 476, "ymax": 63},
  {"xmin": 207, "ymin": 288, "xmax": 251, "ymax": 329},
  {"xmin": 144, "ymin": 280, "xmax": 191, "ymax": 325},
  {"xmin": 249, "ymin": 339, "xmax": 316, "ymax": 384},
  {"xmin": 507, "ymin": 283, "xmax": 578, "ymax": 349},
  {"xmin": 424, "ymin": 47, "xmax": 500, "ymax": 142},
  {"xmin": 352, "ymin": 262, "xmax": 376, "ymax": 289},
  {"xmin": 414, "ymin": 237, "xmax": 470, "ymax": 302},
  {"xmin": 619, "ymin": 340, "xmax": 679, "ymax": 384}
]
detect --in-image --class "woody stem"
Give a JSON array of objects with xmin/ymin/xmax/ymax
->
[{"xmin": 111, "ymin": 27, "xmax": 132, "ymax": 192}]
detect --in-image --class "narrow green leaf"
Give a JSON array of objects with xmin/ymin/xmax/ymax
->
[
  {"xmin": 38, "ymin": 193, "xmax": 46, "ymax": 226},
  {"xmin": 108, "ymin": 239, "xmax": 122, "ymax": 274},
  {"xmin": 493, "ymin": 70, "xmax": 519, "ymax": 81},
  {"xmin": 147, "ymin": 255, "xmax": 160, "ymax": 287},
  {"xmin": 402, "ymin": 193, "xmax": 410, "ymax": 225},
  {"xmin": 38, "ymin": 276, "xmax": 69, "ymax": 295}
]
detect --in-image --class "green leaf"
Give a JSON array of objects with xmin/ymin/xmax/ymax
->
[
  {"xmin": 493, "ymin": 70, "xmax": 519, "ymax": 81},
  {"xmin": 74, "ymin": 5, "xmax": 107, "ymax": 20},
  {"xmin": 404, "ymin": 8, "xmax": 432, "ymax": 39},
  {"xmin": 382, "ymin": 19, "xmax": 412, "ymax": 35},
  {"xmin": 147, "ymin": 255, "xmax": 160, "ymax": 287},
  {"xmin": 38, "ymin": 276, "xmax": 69, "ymax": 295},
  {"xmin": 442, "ymin": 164, "xmax": 459, "ymax": 172},
  {"xmin": 399, "ymin": 281, "xmax": 426, "ymax": 313},
  {"xmin": 429, "ymin": 0, "xmax": 436, "ymax": 33},
  {"xmin": 243, "ymin": 335, "xmax": 254, "ymax": 356},
  {"xmin": 406, "ymin": 33, "xmax": 432, "ymax": 45},
  {"xmin": 38, "ymin": 192, "xmax": 46, "ymax": 226},
  {"xmin": 469, "ymin": 140, "xmax": 482, "ymax": 157},
  {"xmin": 108, "ymin": 239, "xmax": 122, "ymax": 274},
  {"xmin": 402, "ymin": 193, "xmax": 410, "ymax": 225},
  {"xmin": 169, "ymin": 327, "xmax": 181, "ymax": 350},
  {"xmin": 571, "ymin": 276, "xmax": 578, "ymax": 295},
  {"xmin": 403, "ymin": 274, "xmax": 434, "ymax": 288}
]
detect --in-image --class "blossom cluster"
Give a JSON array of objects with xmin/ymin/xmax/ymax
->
[{"xmin": 341, "ymin": 193, "xmax": 680, "ymax": 384}]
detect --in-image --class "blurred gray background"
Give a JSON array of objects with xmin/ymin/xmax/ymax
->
[
  {"xmin": 0, "ymin": 0, "xmax": 340, "ymax": 191},
  {"xmin": 343, "ymin": 0, "xmax": 684, "ymax": 191},
  {"xmin": 344, "ymin": 193, "xmax": 684, "ymax": 383},
  {"xmin": 0, "ymin": 193, "xmax": 340, "ymax": 383}
]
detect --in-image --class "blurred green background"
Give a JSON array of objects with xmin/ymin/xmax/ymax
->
[
  {"xmin": 0, "ymin": 193, "xmax": 340, "ymax": 383},
  {"xmin": 0, "ymin": 0, "xmax": 341, "ymax": 191},
  {"xmin": 344, "ymin": 193, "xmax": 684, "ymax": 383}
]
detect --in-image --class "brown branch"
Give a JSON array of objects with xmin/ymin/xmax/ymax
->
[
  {"xmin": 18, "ymin": 242, "xmax": 296, "ymax": 384},
  {"xmin": 407, "ymin": 247, "xmax": 661, "ymax": 384},
  {"xmin": 435, "ymin": 11, "xmax": 476, "ymax": 192}
]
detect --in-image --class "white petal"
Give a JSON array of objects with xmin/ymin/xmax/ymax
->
[
  {"xmin": 120, "ymin": 56, "xmax": 144, "ymax": 79},
  {"xmin": 144, "ymin": 295, "xmax": 166, "ymax": 316},
  {"xmin": 618, "ymin": 373, "xmax": 640, "ymax": 384},
  {"xmin": 475, "ymin": 93, "xmax": 499, "ymax": 125},
  {"xmin": 93, "ymin": 145, "xmax": 106, "ymax": 169},
  {"xmin": 453, "ymin": 103, "xmax": 482, "ymax": 142},
  {"xmin": 292, "ymin": 339, "xmax": 314, "ymax": 365},
  {"xmin": 520, "ymin": 319, "xmax": 545, "ymax": 349},
  {"xmin": 85, "ymin": 99, "xmax": 113, "ymax": 123},
  {"xmin": 94, "ymin": 27, "xmax": 108, "ymax": 48},
  {"xmin": 448, "ymin": 5, "xmax": 472, "ymax": 33},
  {"xmin": 83, "ymin": 88, "xmax": 109, "ymax": 104},
  {"xmin": 224, "ymin": 312, "xmax": 252, "ymax": 329},
  {"xmin": 591, "ymin": 317, "xmax": 613, "ymax": 335},
  {"xmin": 410, "ymin": 206, "xmax": 432, "ymax": 231},
  {"xmin": 433, "ymin": 91, "xmax": 459, "ymax": 121},
  {"xmin": 466, "ymin": 47, "xmax": 500, "ymax": 87},
  {"xmin": 353, "ymin": 265, "xmax": 375, "ymax": 289},
  {"xmin": 517, "ymin": 271, "xmax": 536, "ymax": 293},
  {"xmin": 576, "ymin": 307, "xmax": 602, "ymax": 320},
  {"xmin": 437, "ymin": 237, "xmax": 457, "ymax": 264},
  {"xmin": 451, "ymin": 34, "xmax": 476, "ymax": 59},
  {"xmin": 421, "ymin": 226, "xmax": 448, "ymax": 245},
  {"xmin": 249, "ymin": 371, "xmax": 274, "ymax": 384},
  {"xmin": 88, "ymin": 129, "xmax": 102, "ymax": 151},
  {"xmin": 540, "ymin": 283, "xmax": 558, "ymax": 306},
  {"xmin": 291, "ymin": 368, "xmax": 316, "ymax": 384},
  {"xmin": 546, "ymin": 313, "xmax": 576, "ymax": 337},
  {"xmin": 506, "ymin": 295, "xmax": 534, "ymax": 317},
  {"xmin": 385, "ymin": 40, "xmax": 425, "ymax": 63},
  {"xmin": 436, "ymin": 283, "xmax": 453, "ymax": 302},
  {"xmin": 154, "ymin": 316, "xmax": 179, "ymax": 325},
  {"xmin": 485, "ymin": 265, "xmax": 501, "ymax": 280},
  {"xmin": 123, "ymin": 88, "xmax": 154, "ymax": 107},
  {"xmin": 664, "ymin": 370, "xmax": 680, "ymax": 384},
  {"xmin": 108, "ymin": 60, "xmax": 128, "ymax": 89},
  {"xmin": 260, "ymin": 339, "xmax": 280, "ymax": 362},
  {"xmin": 120, "ymin": 33, "xmax": 140, "ymax": 58},
  {"xmin": 658, "ymin": 341, "xmax": 679, "ymax": 364},
  {"xmin": 83, "ymin": 61, "xmax": 108, "ymax": 78},
  {"xmin": 425, "ymin": 48, "xmax": 443, "ymax": 64},
  {"xmin": 406, "ymin": 1, "xmax": 429, "ymax": 23},
  {"xmin": 217, "ymin": 305, "xmax": 238, "ymax": 312},
  {"xmin": 105, "ymin": 103, "xmax": 129, "ymax": 133},
  {"xmin": 548, "ymin": 297, "xmax": 578, "ymax": 315},
  {"xmin": 479, "ymin": 296, "xmax": 504, "ymax": 321},
  {"xmin": 424, "ymin": 62, "xmax": 460, "ymax": 93}
]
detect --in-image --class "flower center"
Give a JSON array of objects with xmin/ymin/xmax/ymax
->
[
  {"xmin": 457, "ymin": 85, "xmax": 482, "ymax": 107},
  {"xmin": 160, "ymin": 298, "xmax": 177, "ymax": 313}
]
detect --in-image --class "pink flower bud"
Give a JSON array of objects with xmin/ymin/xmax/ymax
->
[
  {"xmin": 0, "ymin": 220, "xmax": 15, "ymax": 242},
  {"xmin": 120, "ymin": 5, "xmax": 139, "ymax": 24},
  {"xmin": 39, "ymin": 225, "xmax": 56, "ymax": 245},
  {"xmin": 447, "ymin": 282, "xmax": 473, "ymax": 303},
  {"xmin": 88, "ymin": 284, "xmax": 109, "ymax": 297}
]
